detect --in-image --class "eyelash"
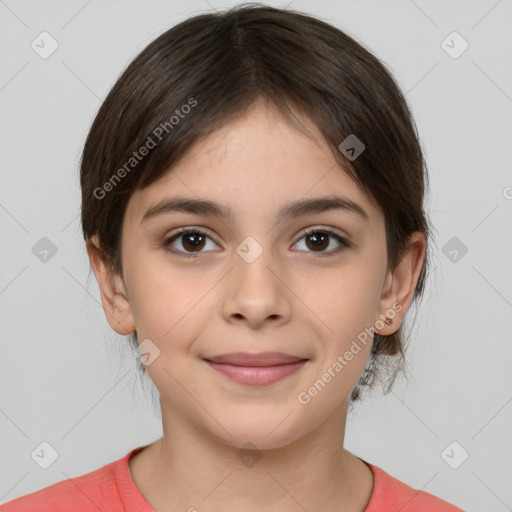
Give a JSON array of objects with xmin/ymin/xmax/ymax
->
[{"xmin": 162, "ymin": 227, "xmax": 350, "ymax": 259}]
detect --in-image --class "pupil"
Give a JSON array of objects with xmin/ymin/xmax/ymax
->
[
  {"xmin": 307, "ymin": 232, "xmax": 328, "ymax": 251},
  {"xmin": 184, "ymin": 233, "xmax": 204, "ymax": 251}
]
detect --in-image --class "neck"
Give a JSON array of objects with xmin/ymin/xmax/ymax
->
[{"xmin": 129, "ymin": 397, "xmax": 374, "ymax": 512}]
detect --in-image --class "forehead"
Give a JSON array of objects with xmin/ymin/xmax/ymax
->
[{"xmin": 125, "ymin": 102, "xmax": 380, "ymax": 225}]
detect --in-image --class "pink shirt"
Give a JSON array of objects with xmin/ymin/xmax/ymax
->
[{"xmin": 0, "ymin": 446, "xmax": 464, "ymax": 511}]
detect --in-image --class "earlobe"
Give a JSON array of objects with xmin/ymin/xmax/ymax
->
[
  {"xmin": 86, "ymin": 235, "xmax": 136, "ymax": 336},
  {"xmin": 375, "ymin": 231, "xmax": 427, "ymax": 335}
]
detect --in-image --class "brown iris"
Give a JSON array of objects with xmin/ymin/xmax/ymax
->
[
  {"xmin": 304, "ymin": 232, "xmax": 329, "ymax": 251},
  {"xmin": 181, "ymin": 232, "xmax": 206, "ymax": 252}
]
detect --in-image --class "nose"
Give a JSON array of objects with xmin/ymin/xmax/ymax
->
[{"xmin": 222, "ymin": 249, "xmax": 292, "ymax": 329}]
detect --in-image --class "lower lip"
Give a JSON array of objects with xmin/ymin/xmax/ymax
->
[{"xmin": 205, "ymin": 360, "xmax": 308, "ymax": 386}]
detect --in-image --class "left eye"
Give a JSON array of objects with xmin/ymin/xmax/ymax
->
[
  {"xmin": 293, "ymin": 229, "xmax": 349, "ymax": 256},
  {"xmin": 162, "ymin": 228, "xmax": 349, "ymax": 258}
]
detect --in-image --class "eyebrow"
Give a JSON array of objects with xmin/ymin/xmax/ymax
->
[{"xmin": 141, "ymin": 195, "xmax": 369, "ymax": 225}]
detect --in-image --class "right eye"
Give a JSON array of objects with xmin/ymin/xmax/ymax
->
[{"xmin": 162, "ymin": 228, "xmax": 220, "ymax": 258}]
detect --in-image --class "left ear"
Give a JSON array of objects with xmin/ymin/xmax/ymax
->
[{"xmin": 375, "ymin": 231, "xmax": 427, "ymax": 335}]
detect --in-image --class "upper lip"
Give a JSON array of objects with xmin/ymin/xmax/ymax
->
[{"xmin": 204, "ymin": 351, "xmax": 308, "ymax": 366}]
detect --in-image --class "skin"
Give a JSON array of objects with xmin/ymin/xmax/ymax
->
[{"xmin": 87, "ymin": 99, "xmax": 426, "ymax": 512}]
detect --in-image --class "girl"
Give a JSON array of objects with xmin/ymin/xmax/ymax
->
[{"xmin": 1, "ymin": 3, "xmax": 464, "ymax": 511}]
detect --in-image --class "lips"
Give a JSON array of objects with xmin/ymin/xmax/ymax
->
[
  {"xmin": 203, "ymin": 352, "xmax": 309, "ymax": 386},
  {"xmin": 204, "ymin": 351, "xmax": 306, "ymax": 366}
]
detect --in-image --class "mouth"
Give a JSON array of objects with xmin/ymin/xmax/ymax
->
[{"xmin": 203, "ymin": 352, "xmax": 309, "ymax": 386}]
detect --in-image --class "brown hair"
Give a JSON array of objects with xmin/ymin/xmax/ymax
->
[{"xmin": 80, "ymin": 2, "xmax": 433, "ymax": 404}]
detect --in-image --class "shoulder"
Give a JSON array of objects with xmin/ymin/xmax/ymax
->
[
  {"xmin": 365, "ymin": 463, "xmax": 465, "ymax": 511},
  {"xmin": 0, "ymin": 452, "xmax": 129, "ymax": 512}
]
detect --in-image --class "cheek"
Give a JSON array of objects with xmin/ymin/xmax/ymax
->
[
  {"xmin": 299, "ymin": 275, "xmax": 376, "ymax": 408},
  {"xmin": 308, "ymin": 260, "xmax": 383, "ymax": 338},
  {"xmin": 127, "ymin": 253, "xmax": 214, "ymax": 344}
]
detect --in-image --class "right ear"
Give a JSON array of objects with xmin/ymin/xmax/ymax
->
[{"xmin": 86, "ymin": 235, "xmax": 136, "ymax": 336}]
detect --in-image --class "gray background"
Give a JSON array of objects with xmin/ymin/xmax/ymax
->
[{"xmin": 1, "ymin": 0, "xmax": 511, "ymax": 510}]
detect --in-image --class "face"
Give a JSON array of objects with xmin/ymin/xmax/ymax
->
[{"xmin": 90, "ymin": 100, "xmax": 422, "ymax": 450}]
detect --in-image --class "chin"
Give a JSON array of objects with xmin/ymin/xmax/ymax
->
[
  {"xmin": 224, "ymin": 432, "xmax": 300, "ymax": 452},
  {"xmin": 207, "ymin": 412, "xmax": 309, "ymax": 451}
]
